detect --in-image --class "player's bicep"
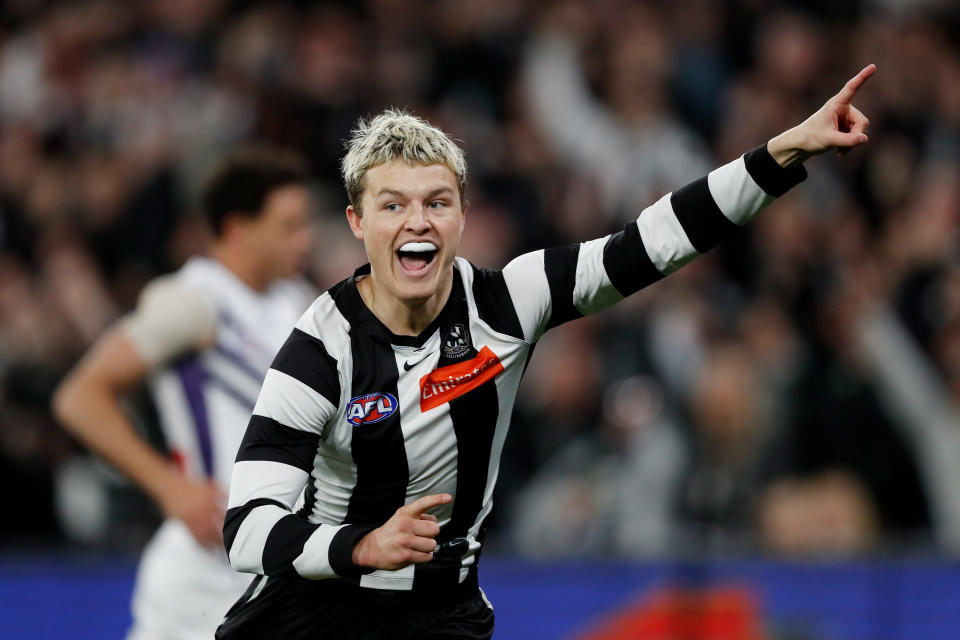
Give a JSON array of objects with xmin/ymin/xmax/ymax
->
[
  {"xmin": 502, "ymin": 250, "xmax": 552, "ymax": 342},
  {"xmin": 503, "ymin": 239, "xmax": 645, "ymax": 340},
  {"xmin": 69, "ymin": 326, "xmax": 151, "ymax": 392}
]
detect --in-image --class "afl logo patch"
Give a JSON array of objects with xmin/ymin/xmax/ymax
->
[
  {"xmin": 346, "ymin": 392, "xmax": 398, "ymax": 427},
  {"xmin": 442, "ymin": 324, "xmax": 471, "ymax": 358}
]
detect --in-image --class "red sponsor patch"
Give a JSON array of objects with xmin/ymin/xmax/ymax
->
[{"xmin": 419, "ymin": 346, "xmax": 504, "ymax": 412}]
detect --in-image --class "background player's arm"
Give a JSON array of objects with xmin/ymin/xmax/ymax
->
[
  {"xmin": 502, "ymin": 65, "xmax": 876, "ymax": 341},
  {"xmin": 52, "ymin": 279, "xmax": 224, "ymax": 546}
]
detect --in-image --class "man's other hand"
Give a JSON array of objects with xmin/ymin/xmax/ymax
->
[
  {"xmin": 352, "ymin": 493, "xmax": 452, "ymax": 571},
  {"xmin": 159, "ymin": 476, "xmax": 226, "ymax": 547}
]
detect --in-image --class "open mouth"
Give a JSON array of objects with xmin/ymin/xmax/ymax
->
[{"xmin": 396, "ymin": 241, "xmax": 438, "ymax": 274}]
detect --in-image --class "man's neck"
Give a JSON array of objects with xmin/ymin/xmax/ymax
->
[
  {"xmin": 356, "ymin": 270, "xmax": 453, "ymax": 337},
  {"xmin": 209, "ymin": 244, "xmax": 269, "ymax": 293}
]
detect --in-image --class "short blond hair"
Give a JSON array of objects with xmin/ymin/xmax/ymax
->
[{"xmin": 341, "ymin": 109, "xmax": 467, "ymax": 214}]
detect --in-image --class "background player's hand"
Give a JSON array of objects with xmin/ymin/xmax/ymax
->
[
  {"xmin": 768, "ymin": 64, "xmax": 876, "ymax": 168},
  {"xmin": 352, "ymin": 493, "xmax": 451, "ymax": 571},
  {"xmin": 158, "ymin": 475, "xmax": 226, "ymax": 547}
]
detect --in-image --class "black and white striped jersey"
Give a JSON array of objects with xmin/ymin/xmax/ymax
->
[{"xmin": 223, "ymin": 144, "xmax": 805, "ymax": 591}]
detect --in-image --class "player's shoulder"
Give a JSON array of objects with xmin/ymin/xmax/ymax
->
[
  {"xmin": 292, "ymin": 274, "xmax": 354, "ymax": 349},
  {"xmin": 136, "ymin": 265, "xmax": 213, "ymax": 312}
]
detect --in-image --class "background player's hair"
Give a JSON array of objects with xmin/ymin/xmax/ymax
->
[
  {"xmin": 341, "ymin": 109, "xmax": 468, "ymax": 215},
  {"xmin": 202, "ymin": 146, "xmax": 309, "ymax": 237}
]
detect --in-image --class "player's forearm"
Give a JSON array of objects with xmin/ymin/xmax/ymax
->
[{"xmin": 53, "ymin": 376, "xmax": 181, "ymax": 503}]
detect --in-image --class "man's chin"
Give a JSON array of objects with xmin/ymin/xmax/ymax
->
[{"xmin": 393, "ymin": 272, "xmax": 447, "ymax": 306}]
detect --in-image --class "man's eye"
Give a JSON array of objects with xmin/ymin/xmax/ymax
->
[
  {"xmin": 428, "ymin": 201, "xmax": 445, "ymax": 209},
  {"xmin": 385, "ymin": 203, "xmax": 401, "ymax": 212}
]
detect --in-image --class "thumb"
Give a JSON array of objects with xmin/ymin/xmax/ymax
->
[{"xmin": 402, "ymin": 493, "xmax": 452, "ymax": 518}]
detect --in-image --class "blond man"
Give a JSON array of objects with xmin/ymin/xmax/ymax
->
[{"xmin": 217, "ymin": 66, "xmax": 875, "ymax": 639}]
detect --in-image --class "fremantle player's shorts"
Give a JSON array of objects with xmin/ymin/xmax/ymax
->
[{"xmin": 215, "ymin": 571, "xmax": 494, "ymax": 639}]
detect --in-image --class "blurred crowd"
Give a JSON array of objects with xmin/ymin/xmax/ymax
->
[{"xmin": 3, "ymin": 0, "xmax": 960, "ymax": 559}]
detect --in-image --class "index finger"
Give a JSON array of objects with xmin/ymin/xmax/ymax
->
[
  {"xmin": 402, "ymin": 493, "xmax": 452, "ymax": 517},
  {"xmin": 835, "ymin": 64, "xmax": 877, "ymax": 105}
]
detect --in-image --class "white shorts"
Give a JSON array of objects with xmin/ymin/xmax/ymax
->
[{"xmin": 127, "ymin": 519, "xmax": 253, "ymax": 640}]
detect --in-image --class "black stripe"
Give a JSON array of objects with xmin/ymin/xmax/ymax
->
[
  {"xmin": 270, "ymin": 328, "xmax": 340, "ymax": 407},
  {"xmin": 262, "ymin": 513, "xmax": 318, "ymax": 575},
  {"xmin": 235, "ymin": 415, "xmax": 321, "ymax": 471},
  {"xmin": 743, "ymin": 143, "xmax": 808, "ymax": 197},
  {"xmin": 670, "ymin": 175, "xmax": 739, "ymax": 254},
  {"xmin": 602, "ymin": 222, "xmax": 664, "ymax": 297},
  {"xmin": 543, "ymin": 244, "xmax": 583, "ymax": 330},
  {"xmin": 414, "ymin": 292, "xmax": 499, "ymax": 589},
  {"xmin": 470, "ymin": 263, "xmax": 524, "ymax": 340},
  {"xmin": 341, "ymin": 325, "xmax": 409, "ymax": 528},
  {"xmin": 328, "ymin": 524, "xmax": 377, "ymax": 577},
  {"xmin": 224, "ymin": 497, "xmax": 287, "ymax": 554}
]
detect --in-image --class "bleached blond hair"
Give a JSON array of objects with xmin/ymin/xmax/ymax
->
[{"xmin": 341, "ymin": 109, "xmax": 467, "ymax": 214}]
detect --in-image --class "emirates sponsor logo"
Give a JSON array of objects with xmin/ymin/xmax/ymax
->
[{"xmin": 419, "ymin": 346, "xmax": 503, "ymax": 411}]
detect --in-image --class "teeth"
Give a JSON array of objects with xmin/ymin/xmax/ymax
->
[{"xmin": 399, "ymin": 241, "xmax": 437, "ymax": 253}]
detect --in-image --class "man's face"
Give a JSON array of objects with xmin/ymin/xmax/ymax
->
[
  {"xmin": 242, "ymin": 184, "xmax": 313, "ymax": 281},
  {"xmin": 347, "ymin": 160, "xmax": 464, "ymax": 305}
]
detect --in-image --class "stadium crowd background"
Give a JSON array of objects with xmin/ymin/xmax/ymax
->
[{"xmin": 1, "ymin": 0, "xmax": 960, "ymax": 563}]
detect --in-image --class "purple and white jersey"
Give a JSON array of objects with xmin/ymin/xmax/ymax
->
[{"xmin": 145, "ymin": 257, "xmax": 313, "ymax": 491}]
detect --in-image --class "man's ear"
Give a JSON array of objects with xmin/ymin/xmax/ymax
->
[
  {"xmin": 460, "ymin": 207, "xmax": 466, "ymax": 233},
  {"xmin": 346, "ymin": 205, "xmax": 364, "ymax": 241},
  {"xmin": 220, "ymin": 211, "xmax": 251, "ymax": 242}
]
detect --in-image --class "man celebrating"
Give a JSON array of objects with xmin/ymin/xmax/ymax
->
[
  {"xmin": 53, "ymin": 148, "xmax": 315, "ymax": 639},
  {"xmin": 217, "ymin": 65, "xmax": 875, "ymax": 639}
]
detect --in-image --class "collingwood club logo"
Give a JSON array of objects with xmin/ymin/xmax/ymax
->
[{"xmin": 442, "ymin": 324, "xmax": 471, "ymax": 358}]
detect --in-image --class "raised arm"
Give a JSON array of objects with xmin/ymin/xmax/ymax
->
[{"xmin": 503, "ymin": 65, "xmax": 876, "ymax": 342}]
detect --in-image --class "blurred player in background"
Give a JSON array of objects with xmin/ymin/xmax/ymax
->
[
  {"xmin": 215, "ymin": 66, "xmax": 876, "ymax": 639},
  {"xmin": 52, "ymin": 148, "xmax": 315, "ymax": 640}
]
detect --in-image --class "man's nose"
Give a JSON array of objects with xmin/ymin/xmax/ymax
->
[{"xmin": 405, "ymin": 204, "xmax": 431, "ymax": 232}]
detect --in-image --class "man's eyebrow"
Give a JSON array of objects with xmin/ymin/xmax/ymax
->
[
  {"xmin": 373, "ymin": 186, "xmax": 454, "ymax": 200},
  {"xmin": 374, "ymin": 188, "xmax": 407, "ymax": 199},
  {"xmin": 424, "ymin": 187, "xmax": 454, "ymax": 199}
]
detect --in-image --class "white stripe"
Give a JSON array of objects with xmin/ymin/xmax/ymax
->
[
  {"xmin": 635, "ymin": 193, "xmax": 699, "ymax": 275},
  {"xmin": 295, "ymin": 293, "xmax": 350, "ymax": 365},
  {"xmin": 253, "ymin": 369, "xmax": 335, "ymax": 436},
  {"xmin": 573, "ymin": 236, "xmax": 623, "ymax": 315},
  {"xmin": 228, "ymin": 504, "xmax": 288, "ymax": 574},
  {"xmin": 502, "ymin": 250, "xmax": 550, "ymax": 342},
  {"xmin": 480, "ymin": 587, "xmax": 494, "ymax": 610},
  {"xmin": 308, "ymin": 449, "xmax": 357, "ymax": 526},
  {"xmin": 248, "ymin": 575, "xmax": 270, "ymax": 603},
  {"xmin": 395, "ymin": 336, "xmax": 456, "ymax": 525},
  {"xmin": 707, "ymin": 155, "xmax": 774, "ymax": 225},
  {"xmin": 292, "ymin": 523, "xmax": 344, "ymax": 579},
  {"xmin": 360, "ymin": 564, "xmax": 416, "ymax": 590},
  {"xmin": 228, "ymin": 460, "xmax": 308, "ymax": 509}
]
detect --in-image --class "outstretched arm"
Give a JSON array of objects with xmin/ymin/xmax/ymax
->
[{"xmin": 502, "ymin": 65, "xmax": 877, "ymax": 341}]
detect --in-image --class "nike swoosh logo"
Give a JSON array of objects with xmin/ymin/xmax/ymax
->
[{"xmin": 403, "ymin": 355, "xmax": 431, "ymax": 371}]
